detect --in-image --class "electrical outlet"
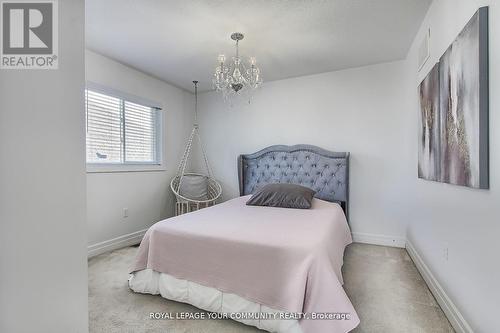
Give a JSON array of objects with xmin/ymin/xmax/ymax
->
[
  {"xmin": 442, "ymin": 242, "xmax": 449, "ymax": 262},
  {"xmin": 123, "ymin": 208, "xmax": 129, "ymax": 218}
]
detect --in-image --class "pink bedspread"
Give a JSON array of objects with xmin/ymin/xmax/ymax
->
[{"xmin": 132, "ymin": 196, "xmax": 359, "ymax": 332}]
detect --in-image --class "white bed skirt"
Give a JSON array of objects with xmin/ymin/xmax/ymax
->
[{"xmin": 129, "ymin": 269, "xmax": 303, "ymax": 333}]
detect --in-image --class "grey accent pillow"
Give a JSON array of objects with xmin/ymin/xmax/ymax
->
[{"xmin": 246, "ymin": 183, "xmax": 316, "ymax": 209}]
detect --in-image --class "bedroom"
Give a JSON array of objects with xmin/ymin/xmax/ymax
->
[{"xmin": 0, "ymin": 0, "xmax": 498, "ymax": 332}]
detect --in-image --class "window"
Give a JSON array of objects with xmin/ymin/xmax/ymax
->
[{"xmin": 85, "ymin": 85, "xmax": 163, "ymax": 172}]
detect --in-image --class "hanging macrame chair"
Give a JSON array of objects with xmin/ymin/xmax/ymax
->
[{"xmin": 170, "ymin": 81, "xmax": 222, "ymax": 216}]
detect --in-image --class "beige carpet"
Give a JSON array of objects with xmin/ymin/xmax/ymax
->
[{"xmin": 89, "ymin": 243, "xmax": 454, "ymax": 333}]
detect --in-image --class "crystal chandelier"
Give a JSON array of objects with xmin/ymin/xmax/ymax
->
[{"xmin": 213, "ymin": 32, "xmax": 263, "ymax": 101}]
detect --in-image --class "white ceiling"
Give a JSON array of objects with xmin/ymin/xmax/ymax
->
[{"xmin": 86, "ymin": 0, "xmax": 431, "ymax": 92}]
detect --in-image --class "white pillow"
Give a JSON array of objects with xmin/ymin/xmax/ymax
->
[{"xmin": 178, "ymin": 175, "xmax": 208, "ymax": 200}]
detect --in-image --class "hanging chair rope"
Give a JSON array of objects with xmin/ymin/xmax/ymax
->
[
  {"xmin": 175, "ymin": 127, "xmax": 196, "ymax": 191},
  {"xmin": 176, "ymin": 127, "xmax": 195, "ymax": 176},
  {"xmin": 196, "ymin": 129, "xmax": 213, "ymax": 177},
  {"xmin": 175, "ymin": 127, "xmax": 214, "ymax": 191}
]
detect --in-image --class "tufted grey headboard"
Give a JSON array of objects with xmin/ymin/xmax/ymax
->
[{"xmin": 238, "ymin": 144, "xmax": 350, "ymax": 220}]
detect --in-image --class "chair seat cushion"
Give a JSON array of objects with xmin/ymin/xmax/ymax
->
[{"xmin": 178, "ymin": 175, "xmax": 208, "ymax": 201}]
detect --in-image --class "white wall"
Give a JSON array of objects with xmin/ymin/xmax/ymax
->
[
  {"xmin": 85, "ymin": 50, "xmax": 194, "ymax": 251},
  {"xmin": 405, "ymin": 0, "xmax": 500, "ymax": 332},
  {"xmin": 198, "ymin": 61, "xmax": 411, "ymax": 243},
  {"xmin": 0, "ymin": 0, "xmax": 88, "ymax": 332}
]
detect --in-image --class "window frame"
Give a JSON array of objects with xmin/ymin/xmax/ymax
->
[{"xmin": 85, "ymin": 82, "xmax": 165, "ymax": 173}]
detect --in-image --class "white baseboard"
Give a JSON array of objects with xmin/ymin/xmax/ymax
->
[
  {"xmin": 351, "ymin": 232, "xmax": 406, "ymax": 248},
  {"xmin": 406, "ymin": 240, "xmax": 473, "ymax": 333},
  {"xmin": 88, "ymin": 228, "xmax": 148, "ymax": 258}
]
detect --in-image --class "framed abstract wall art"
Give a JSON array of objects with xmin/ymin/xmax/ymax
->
[{"xmin": 418, "ymin": 6, "xmax": 489, "ymax": 189}]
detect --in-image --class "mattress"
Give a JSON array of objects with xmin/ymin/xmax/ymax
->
[
  {"xmin": 129, "ymin": 269, "xmax": 303, "ymax": 333},
  {"xmin": 130, "ymin": 195, "xmax": 359, "ymax": 333}
]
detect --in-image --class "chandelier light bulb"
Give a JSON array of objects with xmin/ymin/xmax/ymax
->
[
  {"xmin": 250, "ymin": 57, "xmax": 257, "ymax": 66},
  {"xmin": 218, "ymin": 54, "xmax": 226, "ymax": 64}
]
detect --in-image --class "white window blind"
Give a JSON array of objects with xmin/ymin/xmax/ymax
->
[{"xmin": 85, "ymin": 88, "xmax": 161, "ymax": 167}]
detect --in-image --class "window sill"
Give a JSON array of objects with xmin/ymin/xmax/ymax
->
[{"xmin": 86, "ymin": 163, "xmax": 166, "ymax": 173}]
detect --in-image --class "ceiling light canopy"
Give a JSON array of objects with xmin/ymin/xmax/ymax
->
[{"xmin": 212, "ymin": 32, "xmax": 263, "ymax": 101}]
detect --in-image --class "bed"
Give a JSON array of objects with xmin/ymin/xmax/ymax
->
[{"xmin": 129, "ymin": 144, "xmax": 359, "ymax": 333}]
